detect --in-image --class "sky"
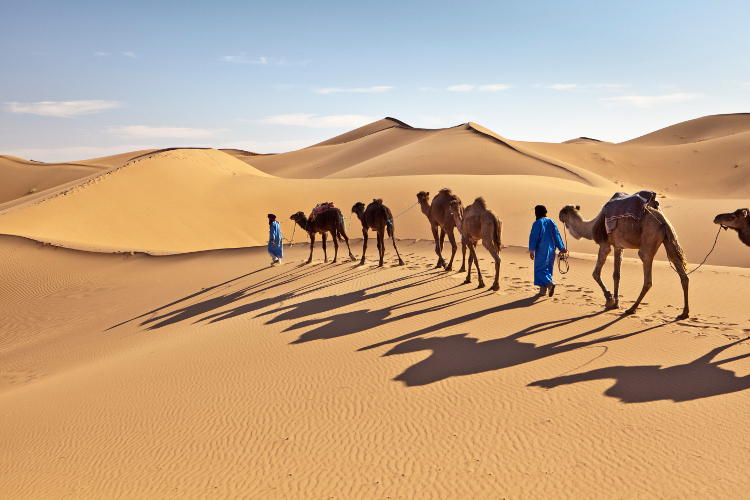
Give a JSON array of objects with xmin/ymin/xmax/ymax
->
[{"xmin": 2, "ymin": 0, "xmax": 749, "ymax": 161}]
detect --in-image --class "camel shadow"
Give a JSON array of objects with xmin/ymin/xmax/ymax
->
[
  {"xmin": 529, "ymin": 337, "xmax": 750, "ymax": 403},
  {"xmin": 383, "ymin": 313, "xmax": 664, "ymax": 386}
]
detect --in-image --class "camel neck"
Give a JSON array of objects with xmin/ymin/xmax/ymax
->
[
  {"xmin": 566, "ymin": 213, "xmax": 597, "ymax": 241},
  {"xmin": 419, "ymin": 201, "xmax": 431, "ymax": 217}
]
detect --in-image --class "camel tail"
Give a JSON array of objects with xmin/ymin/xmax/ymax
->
[
  {"xmin": 649, "ymin": 207, "xmax": 688, "ymax": 272},
  {"xmin": 384, "ymin": 205, "xmax": 394, "ymax": 238},
  {"xmin": 493, "ymin": 214, "xmax": 503, "ymax": 252}
]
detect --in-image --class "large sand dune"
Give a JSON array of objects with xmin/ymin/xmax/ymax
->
[{"xmin": 1, "ymin": 114, "xmax": 749, "ymax": 498}]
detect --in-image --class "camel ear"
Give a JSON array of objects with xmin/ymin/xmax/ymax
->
[
  {"xmin": 575, "ymin": 205, "xmax": 580, "ymax": 211},
  {"xmin": 742, "ymin": 209, "xmax": 749, "ymax": 217}
]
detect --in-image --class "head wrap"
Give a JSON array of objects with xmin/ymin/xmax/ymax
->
[
  {"xmin": 268, "ymin": 213, "xmax": 276, "ymax": 225},
  {"xmin": 534, "ymin": 205, "xmax": 547, "ymax": 220}
]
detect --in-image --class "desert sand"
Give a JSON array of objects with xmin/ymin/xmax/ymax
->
[{"xmin": 1, "ymin": 115, "xmax": 750, "ymax": 498}]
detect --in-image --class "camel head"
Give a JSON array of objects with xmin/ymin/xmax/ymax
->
[
  {"xmin": 558, "ymin": 205, "xmax": 583, "ymax": 239},
  {"xmin": 351, "ymin": 202, "xmax": 366, "ymax": 218},
  {"xmin": 290, "ymin": 211, "xmax": 306, "ymax": 223},
  {"xmin": 713, "ymin": 208, "xmax": 749, "ymax": 230},
  {"xmin": 416, "ymin": 191, "xmax": 430, "ymax": 205},
  {"xmin": 449, "ymin": 199, "xmax": 464, "ymax": 229}
]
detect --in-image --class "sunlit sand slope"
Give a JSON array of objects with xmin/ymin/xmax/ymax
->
[{"xmin": 1, "ymin": 236, "xmax": 749, "ymax": 499}]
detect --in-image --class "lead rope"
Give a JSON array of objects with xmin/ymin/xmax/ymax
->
[
  {"xmin": 647, "ymin": 210, "xmax": 725, "ymax": 276},
  {"xmin": 558, "ymin": 224, "xmax": 570, "ymax": 274},
  {"xmin": 387, "ymin": 201, "xmax": 419, "ymax": 226}
]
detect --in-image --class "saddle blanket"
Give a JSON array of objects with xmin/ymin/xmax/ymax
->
[
  {"xmin": 309, "ymin": 202, "xmax": 336, "ymax": 220},
  {"xmin": 604, "ymin": 190, "xmax": 658, "ymax": 233}
]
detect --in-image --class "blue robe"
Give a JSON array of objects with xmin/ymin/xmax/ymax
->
[
  {"xmin": 268, "ymin": 221, "xmax": 283, "ymax": 259},
  {"xmin": 529, "ymin": 217, "xmax": 565, "ymax": 286}
]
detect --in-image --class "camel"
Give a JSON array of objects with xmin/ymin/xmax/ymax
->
[
  {"xmin": 351, "ymin": 199, "xmax": 405, "ymax": 267},
  {"xmin": 416, "ymin": 188, "xmax": 466, "ymax": 272},
  {"xmin": 558, "ymin": 203, "xmax": 690, "ymax": 320},
  {"xmin": 714, "ymin": 208, "xmax": 750, "ymax": 247},
  {"xmin": 449, "ymin": 197, "xmax": 503, "ymax": 290},
  {"xmin": 290, "ymin": 208, "xmax": 356, "ymax": 264}
]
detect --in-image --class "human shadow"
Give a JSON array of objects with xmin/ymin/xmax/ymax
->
[
  {"xmin": 529, "ymin": 337, "xmax": 750, "ymax": 403},
  {"xmin": 384, "ymin": 313, "xmax": 665, "ymax": 386},
  {"xmin": 109, "ymin": 261, "xmax": 371, "ymax": 331}
]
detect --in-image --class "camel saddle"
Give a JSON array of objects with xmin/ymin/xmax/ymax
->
[
  {"xmin": 604, "ymin": 190, "xmax": 659, "ymax": 234},
  {"xmin": 309, "ymin": 202, "xmax": 336, "ymax": 221}
]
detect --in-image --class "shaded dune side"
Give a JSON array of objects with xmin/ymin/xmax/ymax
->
[
  {"xmin": 0, "ymin": 155, "xmax": 109, "ymax": 205},
  {"xmin": 513, "ymin": 129, "xmax": 750, "ymax": 199},
  {"xmin": 621, "ymin": 113, "xmax": 750, "ymax": 146}
]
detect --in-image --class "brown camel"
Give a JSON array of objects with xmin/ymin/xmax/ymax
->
[
  {"xmin": 449, "ymin": 197, "xmax": 503, "ymax": 290},
  {"xmin": 416, "ymin": 188, "xmax": 466, "ymax": 272},
  {"xmin": 290, "ymin": 208, "xmax": 355, "ymax": 264},
  {"xmin": 714, "ymin": 208, "xmax": 750, "ymax": 247},
  {"xmin": 351, "ymin": 199, "xmax": 405, "ymax": 267},
  {"xmin": 559, "ymin": 203, "xmax": 690, "ymax": 319}
]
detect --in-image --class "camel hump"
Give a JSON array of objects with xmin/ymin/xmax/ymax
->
[
  {"xmin": 439, "ymin": 188, "xmax": 452, "ymax": 195},
  {"xmin": 473, "ymin": 197, "xmax": 487, "ymax": 209},
  {"xmin": 372, "ymin": 198, "xmax": 383, "ymax": 205}
]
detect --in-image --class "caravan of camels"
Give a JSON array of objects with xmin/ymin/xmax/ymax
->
[{"xmin": 289, "ymin": 189, "xmax": 748, "ymax": 321}]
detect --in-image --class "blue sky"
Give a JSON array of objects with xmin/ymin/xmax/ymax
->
[{"xmin": 2, "ymin": 0, "xmax": 749, "ymax": 161}]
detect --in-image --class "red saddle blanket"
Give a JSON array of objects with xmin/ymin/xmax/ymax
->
[
  {"xmin": 604, "ymin": 191, "xmax": 658, "ymax": 233},
  {"xmin": 309, "ymin": 202, "xmax": 336, "ymax": 220}
]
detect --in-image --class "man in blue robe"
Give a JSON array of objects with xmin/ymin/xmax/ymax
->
[
  {"xmin": 268, "ymin": 214, "xmax": 283, "ymax": 265},
  {"xmin": 529, "ymin": 205, "xmax": 567, "ymax": 296}
]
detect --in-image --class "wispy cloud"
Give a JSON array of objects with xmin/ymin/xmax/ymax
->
[
  {"xmin": 108, "ymin": 125, "xmax": 224, "ymax": 138},
  {"xmin": 446, "ymin": 84, "xmax": 511, "ymax": 92},
  {"xmin": 313, "ymin": 86, "xmax": 394, "ymax": 95},
  {"xmin": 220, "ymin": 53, "xmax": 304, "ymax": 66},
  {"xmin": 257, "ymin": 113, "xmax": 376, "ymax": 128},
  {"xmin": 600, "ymin": 93, "xmax": 705, "ymax": 108},
  {"xmin": 93, "ymin": 51, "xmax": 109, "ymax": 56},
  {"xmin": 547, "ymin": 83, "xmax": 631, "ymax": 91},
  {"xmin": 122, "ymin": 51, "xmax": 137, "ymax": 58},
  {"xmin": 6, "ymin": 100, "xmax": 123, "ymax": 118}
]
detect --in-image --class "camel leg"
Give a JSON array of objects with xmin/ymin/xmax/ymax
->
[
  {"xmin": 377, "ymin": 229, "xmax": 385, "ymax": 267},
  {"xmin": 592, "ymin": 244, "xmax": 615, "ymax": 308},
  {"xmin": 664, "ymin": 240, "xmax": 690, "ymax": 320},
  {"xmin": 439, "ymin": 227, "xmax": 446, "ymax": 253},
  {"xmin": 341, "ymin": 228, "xmax": 356, "ymax": 262},
  {"xmin": 322, "ymin": 233, "xmax": 329, "ymax": 263},
  {"xmin": 445, "ymin": 230, "xmax": 459, "ymax": 272},
  {"xmin": 482, "ymin": 238, "xmax": 502, "ymax": 291},
  {"xmin": 360, "ymin": 228, "xmax": 368, "ymax": 266},
  {"xmin": 612, "ymin": 248, "xmax": 623, "ymax": 309},
  {"xmin": 306, "ymin": 233, "xmax": 315, "ymax": 264},
  {"xmin": 472, "ymin": 242, "xmax": 485, "ymax": 289},
  {"xmin": 625, "ymin": 248, "xmax": 655, "ymax": 315},
  {"xmin": 458, "ymin": 238, "xmax": 467, "ymax": 273},
  {"xmin": 390, "ymin": 225, "xmax": 405, "ymax": 266},
  {"xmin": 463, "ymin": 241, "xmax": 474, "ymax": 284},
  {"xmin": 431, "ymin": 223, "xmax": 445, "ymax": 268}
]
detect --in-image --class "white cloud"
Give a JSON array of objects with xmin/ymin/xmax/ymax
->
[
  {"xmin": 6, "ymin": 100, "xmax": 123, "ymax": 118},
  {"xmin": 0, "ymin": 144, "xmax": 157, "ymax": 163},
  {"xmin": 257, "ymin": 113, "xmax": 376, "ymax": 128},
  {"xmin": 600, "ymin": 93, "xmax": 705, "ymax": 108},
  {"xmin": 447, "ymin": 84, "xmax": 510, "ymax": 92},
  {"xmin": 547, "ymin": 83, "xmax": 582, "ymax": 90},
  {"xmin": 547, "ymin": 83, "xmax": 630, "ymax": 91},
  {"xmin": 220, "ymin": 54, "xmax": 304, "ymax": 66},
  {"xmin": 94, "ymin": 51, "xmax": 109, "ymax": 56},
  {"xmin": 108, "ymin": 125, "xmax": 225, "ymax": 138},
  {"xmin": 313, "ymin": 86, "xmax": 394, "ymax": 95},
  {"xmin": 122, "ymin": 51, "xmax": 137, "ymax": 58}
]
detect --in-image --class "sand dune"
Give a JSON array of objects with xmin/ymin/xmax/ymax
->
[{"xmin": 2, "ymin": 114, "xmax": 750, "ymax": 498}]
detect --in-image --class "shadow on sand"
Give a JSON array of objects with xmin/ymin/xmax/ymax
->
[{"xmin": 528, "ymin": 337, "xmax": 750, "ymax": 403}]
